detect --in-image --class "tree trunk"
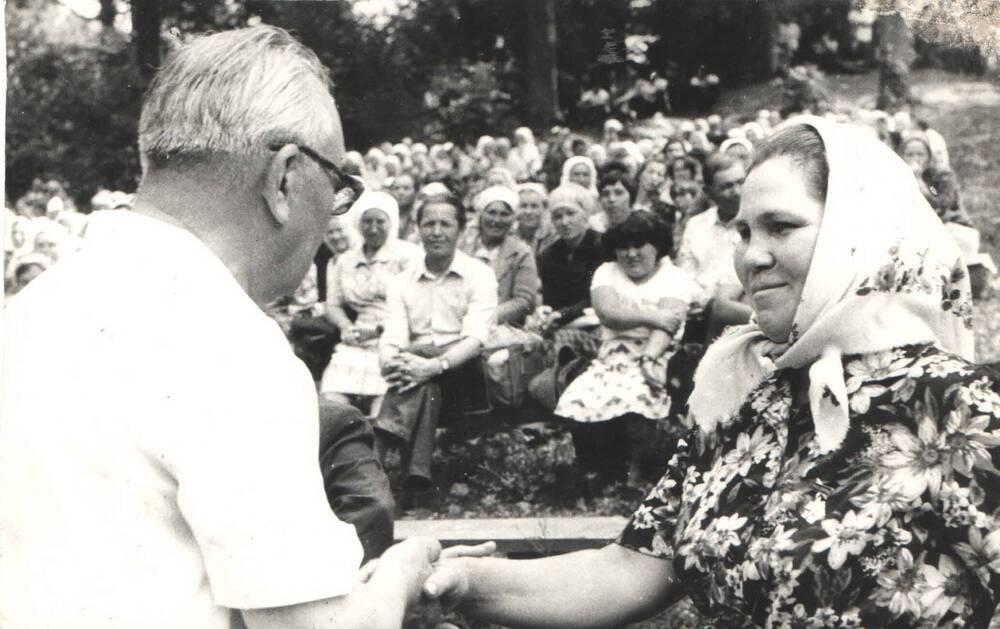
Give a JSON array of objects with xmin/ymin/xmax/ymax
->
[
  {"xmin": 875, "ymin": 11, "xmax": 915, "ymax": 111},
  {"xmin": 131, "ymin": 0, "xmax": 162, "ymax": 83},
  {"xmin": 523, "ymin": 0, "xmax": 560, "ymax": 127}
]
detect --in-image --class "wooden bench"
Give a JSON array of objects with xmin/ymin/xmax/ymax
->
[{"xmin": 396, "ymin": 516, "xmax": 629, "ymax": 554}]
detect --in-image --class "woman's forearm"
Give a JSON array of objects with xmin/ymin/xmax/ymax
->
[
  {"xmin": 496, "ymin": 297, "xmax": 532, "ymax": 325},
  {"xmin": 456, "ymin": 545, "xmax": 678, "ymax": 629}
]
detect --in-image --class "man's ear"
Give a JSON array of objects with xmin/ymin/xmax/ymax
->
[{"xmin": 262, "ymin": 145, "xmax": 299, "ymax": 225}]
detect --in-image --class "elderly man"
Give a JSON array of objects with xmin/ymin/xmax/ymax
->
[
  {"xmin": 374, "ymin": 190, "xmax": 497, "ymax": 506},
  {"xmin": 676, "ymin": 152, "xmax": 753, "ymax": 341},
  {"xmin": 0, "ymin": 26, "xmax": 442, "ymax": 629}
]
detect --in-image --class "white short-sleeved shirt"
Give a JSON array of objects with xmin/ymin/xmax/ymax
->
[
  {"xmin": 676, "ymin": 205, "xmax": 743, "ymax": 301},
  {"xmin": 591, "ymin": 258, "xmax": 699, "ymax": 342},
  {"xmin": 0, "ymin": 211, "xmax": 363, "ymax": 629}
]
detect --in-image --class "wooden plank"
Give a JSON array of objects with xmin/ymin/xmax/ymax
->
[{"xmin": 395, "ymin": 516, "xmax": 628, "ymax": 554}]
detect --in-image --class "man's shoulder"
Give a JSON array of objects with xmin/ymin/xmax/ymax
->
[
  {"xmin": 452, "ymin": 249, "xmax": 495, "ymax": 280},
  {"xmin": 685, "ymin": 206, "xmax": 718, "ymax": 229}
]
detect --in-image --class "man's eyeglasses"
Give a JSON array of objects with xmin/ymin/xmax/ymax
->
[{"xmin": 269, "ymin": 143, "xmax": 365, "ymax": 212}]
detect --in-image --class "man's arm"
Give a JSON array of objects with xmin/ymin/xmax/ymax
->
[
  {"xmin": 378, "ymin": 278, "xmax": 409, "ymax": 367},
  {"xmin": 243, "ymin": 537, "xmax": 440, "ymax": 629},
  {"xmin": 425, "ymin": 543, "xmax": 680, "ymax": 629}
]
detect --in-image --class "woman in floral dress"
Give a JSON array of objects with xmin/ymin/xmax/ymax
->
[
  {"xmin": 421, "ymin": 117, "xmax": 1000, "ymax": 628},
  {"xmin": 555, "ymin": 210, "xmax": 699, "ymax": 489}
]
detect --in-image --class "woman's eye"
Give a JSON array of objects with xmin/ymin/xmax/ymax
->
[
  {"xmin": 736, "ymin": 225, "xmax": 750, "ymax": 241},
  {"xmin": 769, "ymin": 221, "xmax": 795, "ymax": 236}
]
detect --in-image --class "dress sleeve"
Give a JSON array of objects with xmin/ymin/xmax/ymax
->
[{"xmin": 617, "ymin": 434, "xmax": 700, "ymax": 560}]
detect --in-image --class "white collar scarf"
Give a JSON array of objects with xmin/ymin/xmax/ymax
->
[{"xmin": 688, "ymin": 116, "xmax": 974, "ymax": 453}]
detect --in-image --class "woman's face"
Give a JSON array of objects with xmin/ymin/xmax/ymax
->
[
  {"xmin": 569, "ymin": 163, "xmax": 592, "ymax": 188},
  {"xmin": 326, "ymin": 217, "xmax": 352, "ymax": 254},
  {"xmin": 517, "ymin": 193, "xmax": 546, "ymax": 233},
  {"xmin": 551, "ymin": 204, "xmax": 589, "ymax": 243},
  {"xmin": 34, "ymin": 234, "xmax": 58, "ymax": 261},
  {"xmin": 734, "ymin": 156, "xmax": 824, "ymax": 343},
  {"xmin": 11, "ymin": 223, "xmax": 26, "ymax": 249},
  {"xmin": 616, "ymin": 242, "xmax": 659, "ymax": 282},
  {"xmin": 390, "ymin": 176, "xmax": 416, "ymax": 208},
  {"xmin": 360, "ymin": 208, "xmax": 390, "ymax": 251},
  {"xmin": 902, "ymin": 140, "xmax": 930, "ymax": 175},
  {"xmin": 672, "ymin": 186, "xmax": 698, "ymax": 212},
  {"xmin": 480, "ymin": 201, "xmax": 516, "ymax": 244},
  {"xmin": 600, "ymin": 181, "xmax": 632, "ymax": 224},
  {"xmin": 639, "ymin": 162, "xmax": 667, "ymax": 193},
  {"xmin": 665, "ymin": 142, "xmax": 686, "ymax": 160}
]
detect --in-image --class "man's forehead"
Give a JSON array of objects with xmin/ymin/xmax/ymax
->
[{"xmin": 315, "ymin": 98, "xmax": 347, "ymax": 161}]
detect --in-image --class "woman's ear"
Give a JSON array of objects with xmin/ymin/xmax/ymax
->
[{"xmin": 262, "ymin": 145, "xmax": 299, "ymax": 225}]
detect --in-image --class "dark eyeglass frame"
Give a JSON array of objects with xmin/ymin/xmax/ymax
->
[{"xmin": 269, "ymin": 142, "xmax": 365, "ymax": 210}]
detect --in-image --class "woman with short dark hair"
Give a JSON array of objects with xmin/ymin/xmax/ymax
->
[{"xmin": 555, "ymin": 211, "xmax": 698, "ymax": 489}]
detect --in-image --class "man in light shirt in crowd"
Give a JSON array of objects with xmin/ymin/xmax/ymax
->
[
  {"xmin": 374, "ymin": 190, "xmax": 497, "ymax": 507},
  {"xmin": 676, "ymin": 152, "xmax": 753, "ymax": 341},
  {"xmin": 0, "ymin": 25, "xmax": 445, "ymax": 629}
]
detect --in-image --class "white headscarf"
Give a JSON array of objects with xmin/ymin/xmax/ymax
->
[
  {"xmin": 689, "ymin": 116, "xmax": 974, "ymax": 453},
  {"xmin": 560, "ymin": 155, "xmax": 599, "ymax": 197},
  {"xmin": 473, "ymin": 185, "xmax": 519, "ymax": 214},
  {"xmin": 345, "ymin": 190, "xmax": 400, "ymax": 251}
]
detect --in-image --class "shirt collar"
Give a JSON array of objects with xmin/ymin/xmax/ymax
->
[{"xmin": 417, "ymin": 249, "xmax": 472, "ymax": 280}]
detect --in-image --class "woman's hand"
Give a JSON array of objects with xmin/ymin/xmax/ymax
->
[
  {"xmin": 422, "ymin": 542, "xmax": 498, "ymax": 612},
  {"xmin": 639, "ymin": 354, "xmax": 668, "ymax": 391},
  {"xmin": 653, "ymin": 308, "xmax": 684, "ymax": 335},
  {"xmin": 341, "ymin": 325, "xmax": 361, "ymax": 346}
]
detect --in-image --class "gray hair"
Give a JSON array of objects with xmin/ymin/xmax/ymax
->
[{"xmin": 138, "ymin": 25, "xmax": 337, "ymax": 170}]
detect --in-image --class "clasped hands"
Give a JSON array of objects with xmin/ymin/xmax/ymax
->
[
  {"xmin": 382, "ymin": 353, "xmax": 443, "ymax": 393},
  {"xmin": 358, "ymin": 537, "xmax": 496, "ymax": 625}
]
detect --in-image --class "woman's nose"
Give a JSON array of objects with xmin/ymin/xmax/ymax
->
[{"xmin": 741, "ymin": 239, "xmax": 774, "ymax": 269}]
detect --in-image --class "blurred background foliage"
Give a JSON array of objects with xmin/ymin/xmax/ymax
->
[{"xmin": 6, "ymin": 0, "xmax": 995, "ymax": 206}]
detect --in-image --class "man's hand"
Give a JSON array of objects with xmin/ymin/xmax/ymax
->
[
  {"xmin": 363, "ymin": 537, "xmax": 443, "ymax": 605},
  {"xmin": 396, "ymin": 355, "xmax": 443, "ymax": 393}
]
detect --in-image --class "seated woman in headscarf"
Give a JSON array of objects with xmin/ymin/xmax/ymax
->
[
  {"xmin": 423, "ymin": 117, "xmax": 998, "ymax": 629},
  {"xmin": 320, "ymin": 191, "xmax": 421, "ymax": 417},
  {"xmin": 555, "ymin": 211, "xmax": 698, "ymax": 489},
  {"xmin": 464, "ymin": 185, "xmax": 540, "ymax": 328},
  {"xmin": 509, "ymin": 127, "xmax": 542, "ymax": 182},
  {"xmin": 559, "ymin": 155, "xmax": 600, "ymax": 215},
  {"xmin": 899, "ymin": 130, "xmax": 971, "ymax": 226},
  {"xmin": 514, "ymin": 183, "xmax": 557, "ymax": 256}
]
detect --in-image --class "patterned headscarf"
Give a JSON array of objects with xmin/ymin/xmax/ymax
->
[{"xmin": 689, "ymin": 116, "xmax": 974, "ymax": 453}]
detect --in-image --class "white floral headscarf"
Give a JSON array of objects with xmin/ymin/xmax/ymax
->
[{"xmin": 689, "ymin": 116, "xmax": 974, "ymax": 453}]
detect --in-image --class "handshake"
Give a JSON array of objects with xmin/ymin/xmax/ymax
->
[{"xmin": 359, "ymin": 537, "xmax": 497, "ymax": 627}]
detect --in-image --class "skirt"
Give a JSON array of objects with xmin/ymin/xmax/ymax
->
[
  {"xmin": 320, "ymin": 343, "xmax": 387, "ymax": 397},
  {"xmin": 554, "ymin": 337, "xmax": 673, "ymax": 424}
]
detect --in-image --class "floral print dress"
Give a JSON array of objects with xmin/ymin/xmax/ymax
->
[{"xmin": 619, "ymin": 343, "xmax": 1000, "ymax": 628}]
